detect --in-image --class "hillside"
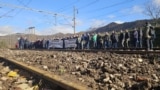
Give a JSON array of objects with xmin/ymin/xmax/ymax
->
[{"xmin": 91, "ymin": 19, "xmax": 156, "ymax": 33}]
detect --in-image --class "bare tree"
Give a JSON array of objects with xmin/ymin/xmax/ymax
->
[{"xmin": 145, "ymin": 1, "xmax": 160, "ymax": 26}]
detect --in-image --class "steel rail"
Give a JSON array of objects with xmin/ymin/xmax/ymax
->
[
  {"xmin": 10, "ymin": 49, "xmax": 160, "ymax": 54},
  {"xmin": 0, "ymin": 57, "xmax": 89, "ymax": 90}
]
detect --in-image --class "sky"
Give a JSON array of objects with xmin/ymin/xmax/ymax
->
[{"xmin": 0, "ymin": 0, "xmax": 159, "ymax": 35}]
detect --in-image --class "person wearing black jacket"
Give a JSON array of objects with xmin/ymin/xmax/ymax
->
[
  {"xmin": 111, "ymin": 31, "xmax": 118, "ymax": 48},
  {"xmin": 119, "ymin": 30, "xmax": 125, "ymax": 48}
]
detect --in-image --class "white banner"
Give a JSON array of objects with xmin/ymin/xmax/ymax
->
[
  {"xmin": 48, "ymin": 40, "xmax": 63, "ymax": 49},
  {"xmin": 65, "ymin": 38, "xmax": 77, "ymax": 48}
]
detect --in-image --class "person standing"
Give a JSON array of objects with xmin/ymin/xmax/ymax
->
[
  {"xmin": 93, "ymin": 33, "xmax": 97, "ymax": 49},
  {"xmin": 144, "ymin": 22, "xmax": 152, "ymax": 51},
  {"xmin": 111, "ymin": 31, "xmax": 118, "ymax": 48},
  {"xmin": 149, "ymin": 26, "xmax": 156, "ymax": 50},
  {"xmin": 138, "ymin": 27, "xmax": 143, "ymax": 48},
  {"xmin": 103, "ymin": 32, "xmax": 110, "ymax": 48},
  {"xmin": 81, "ymin": 34, "xmax": 86, "ymax": 49},
  {"xmin": 19, "ymin": 37, "xmax": 24, "ymax": 49},
  {"xmin": 125, "ymin": 29, "xmax": 130, "ymax": 48},
  {"xmin": 133, "ymin": 28, "xmax": 139, "ymax": 48},
  {"xmin": 119, "ymin": 30, "xmax": 125, "ymax": 48},
  {"xmin": 76, "ymin": 34, "xmax": 81, "ymax": 49},
  {"xmin": 86, "ymin": 33, "xmax": 90, "ymax": 49}
]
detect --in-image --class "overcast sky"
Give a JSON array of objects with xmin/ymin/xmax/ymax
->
[{"xmin": 0, "ymin": 0, "xmax": 159, "ymax": 35}]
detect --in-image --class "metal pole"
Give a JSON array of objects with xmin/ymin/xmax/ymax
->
[{"xmin": 73, "ymin": 6, "xmax": 76, "ymax": 35}]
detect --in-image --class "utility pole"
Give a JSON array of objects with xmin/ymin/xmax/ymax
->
[{"xmin": 73, "ymin": 6, "xmax": 78, "ymax": 35}]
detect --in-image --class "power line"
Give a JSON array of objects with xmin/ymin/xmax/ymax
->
[
  {"xmin": 88, "ymin": 6, "xmax": 134, "ymax": 19},
  {"xmin": 16, "ymin": 0, "xmax": 32, "ymax": 7},
  {"xmin": 78, "ymin": 0, "xmax": 100, "ymax": 10},
  {"xmin": 86, "ymin": 0, "xmax": 135, "ymax": 13},
  {"xmin": 13, "ymin": 0, "xmax": 32, "ymax": 16},
  {"xmin": 57, "ymin": 0, "xmax": 80, "ymax": 13},
  {"xmin": 0, "ymin": 0, "xmax": 32, "ymax": 25},
  {"xmin": 0, "ymin": 2, "xmax": 72, "ymax": 18},
  {"xmin": 0, "ymin": 9, "xmax": 14, "ymax": 18},
  {"xmin": 0, "ymin": 2, "xmax": 75, "ymax": 33}
]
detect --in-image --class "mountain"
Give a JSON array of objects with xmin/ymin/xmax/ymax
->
[{"xmin": 90, "ymin": 19, "xmax": 155, "ymax": 33}]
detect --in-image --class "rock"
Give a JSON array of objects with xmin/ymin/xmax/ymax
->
[
  {"xmin": 136, "ymin": 76, "xmax": 149, "ymax": 82},
  {"xmin": 152, "ymin": 74, "xmax": 159, "ymax": 82},
  {"xmin": 0, "ymin": 81, "xmax": 2, "ymax": 85},
  {"xmin": 50, "ymin": 55, "xmax": 56, "ymax": 58},
  {"xmin": 1, "ymin": 66, "xmax": 10, "ymax": 74},
  {"xmin": 110, "ymin": 74, "xmax": 115, "ymax": 79},
  {"xmin": 111, "ymin": 88, "xmax": 115, "ymax": 90},
  {"xmin": 117, "ymin": 81, "xmax": 125, "ymax": 87},
  {"xmin": 16, "ymin": 77, "xmax": 27, "ymax": 84},
  {"xmin": 75, "ymin": 72, "xmax": 81, "ymax": 76},
  {"xmin": 152, "ymin": 74, "xmax": 158, "ymax": 79},
  {"xmin": 114, "ymin": 74, "xmax": 121, "ymax": 77},
  {"xmin": 1, "ymin": 77, "xmax": 8, "ymax": 81},
  {"xmin": 75, "ymin": 65, "xmax": 80, "ymax": 71},
  {"xmin": 118, "ymin": 64, "xmax": 123, "ymax": 67},
  {"xmin": 108, "ymin": 80, "xmax": 112, "ymax": 84},
  {"xmin": 71, "ymin": 72, "xmax": 76, "ymax": 75},
  {"xmin": 138, "ymin": 58, "xmax": 143, "ymax": 62},
  {"xmin": 100, "ymin": 62, "xmax": 104, "ymax": 67},
  {"xmin": 0, "ymin": 86, "xmax": 2, "ymax": 90},
  {"xmin": 82, "ymin": 62, "xmax": 88, "ymax": 68},
  {"xmin": 98, "ymin": 57, "xmax": 103, "ymax": 60},
  {"xmin": 32, "ymin": 85, "xmax": 39, "ymax": 90},
  {"xmin": 79, "ymin": 67, "xmax": 87, "ymax": 75},
  {"xmin": 42, "ymin": 65, "xmax": 48, "ymax": 70},
  {"xmin": 16, "ymin": 83, "xmax": 30, "ymax": 90},
  {"xmin": 78, "ymin": 78, "xmax": 83, "ymax": 81},
  {"xmin": 28, "ymin": 80, "xmax": 33, "ymax": 87},
  {"xmin": 103, "ymin": 77, "xmax": 110, "ymax": 83},
  {"xmin": 102, "ymin": 66, "xmax": 115, "ymax": 73}
]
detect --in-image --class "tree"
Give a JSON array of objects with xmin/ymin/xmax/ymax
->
[{"xmin": 144, "ymin": 1, "xmax": 160, "ymax": 26}]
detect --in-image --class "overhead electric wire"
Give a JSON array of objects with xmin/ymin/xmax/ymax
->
[
  {"xmin": 88, "ymin": 5, "xmax": 134, "ymax": 19},
  {"xmin": 57, "ymin": 0, "xmax": 80, "ymax": 13},
  {"xmin": 78, "ymin": 0, "xmax": 100, "ymax": 9},
  {"xmin": 0, "ymin": 2, "xmax": 72, "ymax": 19},
  {"xmin": 85, "ymin": 0, "xmax": 135, "ymax": 13},
  {"xmin": 16, "ymin": 0, "xmax": 31, "ymax": 7},
  {"xmin": 0, "ymin": 9, "xmax": 14, "ymax": 18},
  {"xmin": 0, "ymin": 0, "xmax": 32, "ymax": 24},
  {"xmin": 61, "ymin": 16, "xmax": 73, "ymax": 26},
  {"xmin": 13, "ymin": 0, "xmax": 32, "ymax": 16}
]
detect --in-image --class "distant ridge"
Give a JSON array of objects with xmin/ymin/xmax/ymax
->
[{"xmin": 89, "ymin": 19, "xmax": 158, "ymax": 33}]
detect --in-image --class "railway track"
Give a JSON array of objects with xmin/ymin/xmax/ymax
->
[
  {"xmin": 3, "ymin": 49, "xmax": 160, "ymax": 90},
  {"xmin": 11, "ymin": 48, "xmax": 160, "ymax": 54},
  {"xmin": 0, "ymin": 56, "xmax": 88, "ymax": 90}
]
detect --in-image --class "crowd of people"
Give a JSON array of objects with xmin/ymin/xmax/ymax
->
[
  {"xmin": 16, "ymin": 22, "xmax": 156, "ymax": 51},
  {"xmin": 76, "ymin": 22, "xmax": 156, "ymax": 50}
]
